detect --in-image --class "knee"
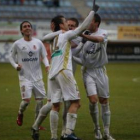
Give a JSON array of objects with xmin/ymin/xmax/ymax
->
[
  {"xmin": 77, "ymin": 102, "xmax": 81, "ymax": 109},
  {"xmin": 99, "ymin": 97, "xmax": 108, "ymax": 104},
  {"xmin": 89, "ymin": 98, "xmax": 98, "ymax": 105},
  {"xmin": 23, "ymin": 99, "xmax": 30, "ymax": 106},
  {"xmin": 52, "ymin": 103, "xmax": 61, "ymax": 112}
]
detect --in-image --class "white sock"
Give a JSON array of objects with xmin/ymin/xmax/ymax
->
[
  {"xmin": 50, "ymin": 110, "xmax": 59, "ymax": 139},
  {"xmin": 35, "ymin": 100, "xmax": 43, "ymax": 119},
  {"xmin": 19, "ymin": 100, "xmax": 29, "ymax": 114},
  {"xmin": 101, "ymin": 103, "xmax": 111, "ymax": 135},
  {"xmin": 61, "ymin": 101, "xmax": 71, "ymax": 136},
  {"xmin": 89, "ymin": 102, "xmax": 100, "ymax": 130},
  {"xmin": 32, "ymin": 101, "xmax": 52, "ymax": 130},
  {"xmin": 65, "ymin": 113, "xmax": 77, "ymax": 135}
]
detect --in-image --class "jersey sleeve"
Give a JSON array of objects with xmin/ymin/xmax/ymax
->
[
  {"xmin": 40, "ymin": 41, "xmax": 49, "ymax": 67},
  {"xmin": 100, "ymin": 30, "xmax": 108, "ymax": 43},
  {"xmin": 9, "ymin": 42, "xmax": 18, "ymax": 69},
  {"xmin": 65, "ymin": 11, "xmax": 95, "ymax": 41},
  {"xmin": 72, "ymin": 42, "xmax": 84, "ymax": 56},
  {"xmin": 42, "ymin": 30, "xmax": 62, "ymax": 42}
]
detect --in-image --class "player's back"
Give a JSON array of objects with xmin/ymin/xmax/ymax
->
[{"xmin": 49, "ymin": 33, "xmax": 73, "ymax": 79}]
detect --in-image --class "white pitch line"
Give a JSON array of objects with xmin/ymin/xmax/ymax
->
[{"xmin": 132, "ymin": 77, "xmax": 140, "ymax": 82}]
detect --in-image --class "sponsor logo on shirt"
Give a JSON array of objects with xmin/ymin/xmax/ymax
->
[
  {"xmin": 22, "ymin": 51, "xmax": 38, "ymax": 62},
  {"xmin": 86, "ymin": 44, "xmax": 101, "ymax": 54}
]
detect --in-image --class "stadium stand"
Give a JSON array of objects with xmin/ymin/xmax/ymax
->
[
  {"xmin": 0, "ymin": 0, "xmax": 82, "ymax": 22},
  {"xmin": 85, "ymin": 0, "xmax": 140, "ymax": 24}
]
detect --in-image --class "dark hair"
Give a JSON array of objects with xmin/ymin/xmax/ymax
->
[
  {"xmin": 20, "ymin": 21, "xmax": 32, "ymax": 35},
  {"xmin": 51, "ymin": 15, "xmax": 64, "ymax": 31},
  {"xmin": 94, "ymin": 13, "xmax": 101, "ymax": 27},
  {"xmin": 67, "ymin": 17, "xmax": 79, "ymax": 27}
]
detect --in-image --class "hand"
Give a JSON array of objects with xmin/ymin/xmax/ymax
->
[
  {"xmin": 82, "ymin": 30, "xmax": 90, "ymax": 43},
  {"xmin": 17, "ymin": 64, "xmax": 22, "ymax": 71},
  {"xmin": 93, "ymin": 4, "xmax": 99, "ymax": 12}
]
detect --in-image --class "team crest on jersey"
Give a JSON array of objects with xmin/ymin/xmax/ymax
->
[
  {"xmin": 33, "ymin": 45, "xmax": 36, "ymax": 50},
  {"xmin": 28, "ymin": 51, "xmax": 34, "ymax": 57},
  {"xmin": 21, "ymin": 85, "xmax": 25, "ymax": 92}
]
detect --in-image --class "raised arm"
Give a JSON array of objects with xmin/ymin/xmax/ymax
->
[
  {"xmin": 66, "ymin": 11, "xmax": 95, "ymax": 41},
  {"xmin": 42, "ymin": 30, "xmax": 62, "ymax": 42}
]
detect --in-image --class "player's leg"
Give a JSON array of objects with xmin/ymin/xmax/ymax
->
[
  {"xmin": 97, "ymin": 68, "xmax": 115, "ymax": 140},
  {"xmin": 31, "ymin": 101, "xmax": 52, "ymax": 140},
  {"xmin": 49, "ymin": 77, "xmax": 62, "ymax": 140},
  {"xmin": 50, "ymin": 103, "xmax": 61, "ymax": 140},
  {"xmin": 32, "ymin": 101, "xmax": 52, "ymax": 130},
  {"xmin": 65, "ymin": 100, "xmax": 80, "ymax": 136},
  {"xmin": 99, "ymin": 98, "xmax": 115, "ymax": 140},
  {"xmin": 33, "ymin": 80, "xmax": 47, "ymax": 119},
  {"xmin": 83, "ymin": 72, "xmax": 102, "ymax": 139},
  {"xmin": 17, "ymin": 80, "xmax": 32, "ymax": 126},
  {"xmin": 58, "ymin": 70, "xmax": 81, "ymax": 140},
  {"xmin": 61, "ymin": 100, "xmax": 71, "ymax": 139}
]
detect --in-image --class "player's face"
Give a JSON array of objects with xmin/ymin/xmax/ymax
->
[
  {"xmin": 67, "ymin": 20, "xmax": 77, "ymax": 30},
  {"xmin": 88, "ymin": 18, "xmax": 98, "ymax": 32},
  {"xmin": 21, "ymin": 22, "xmax": 32, "ymax": 36},
  {"xmin": 60, "ymin": 18, "xmax": 69, "ymax": 31}
]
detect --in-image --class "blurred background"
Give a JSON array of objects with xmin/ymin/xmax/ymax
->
[{"xmin": 0, "ymin": 0, "xmax": 140, "ymax": 63}]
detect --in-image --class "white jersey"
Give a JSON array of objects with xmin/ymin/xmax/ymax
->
[
  {"xmin": 43, "ymin": 11, "xmax": 95, "ymax": 79},
  {"xmin": 81, "ymin": 28, "xmax": 108, "ymax": 69},
  {"xmin": 9, "ymin": 37, "xmax": 47, "ymax": 82}
]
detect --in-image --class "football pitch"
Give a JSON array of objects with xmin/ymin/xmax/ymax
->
[{"xmin": 0, "ymin": 62, "xmax": 140, "ymax": 140}]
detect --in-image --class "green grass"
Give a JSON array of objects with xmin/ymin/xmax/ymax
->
[{"xmin": 0, "ymin": 62, "xmax": 140, "ymax": 140}]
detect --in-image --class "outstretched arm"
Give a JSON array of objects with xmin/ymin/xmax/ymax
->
[
  {"xmin": 72, "ymin": 42, "xmax": 84, "ymax": 56},
  {"xmin": 65, "ymin": 11, "xmax": 95, "ymax": 41},
  {"xmin": 72, "ymin": 56, "xmax": 83, "ymax": 65},
  {"xmin": 42, "ymin": 30, "xmax": 62, "ymax": 42}
]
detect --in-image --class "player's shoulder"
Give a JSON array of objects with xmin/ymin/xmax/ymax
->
[
  {"xmin": 98, "ymin": 28, "xmax": 107, "ymax": 34},
  {"xmin": 13, "ymin": 38, "xmax": 24, "ymax": 45},
  {"xmin": 32, "ymin": 37, "xmax": 42, "ymax": 43}
]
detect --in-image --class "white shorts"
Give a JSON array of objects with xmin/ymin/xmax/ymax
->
[
  {"xmin": 19, "ymin": 79, "xmax": 47, "ymax": 99},
  {"xmin": 48, "ymin": 70, "xmax": 80, "ymax": 103},
  {"xmin": 83, "ymin": 67, "xmax": 109, "ymax": 98}
]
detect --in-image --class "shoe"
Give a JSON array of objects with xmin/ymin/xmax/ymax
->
[
  {"xmin": 94, "ymin": 129, "xmax": 102, "ymax": 140},
  {"xmin": 17, "ymin": 113, "xmax": 23, "ymax": 126},
  {"xmin": 103, "ymin": 134, "xmax": 115, "ymax": 140},
  {"xmin": 39, "ymin": 126, "xmax": 46, "ymax": 130},
  {"xmin": 63, "ymin": 133, "xmax": 81, "ymax": 140},
  {"xmin": 60, "ymin": 135, "xmax": 65, "ymax": 140},
  {"xmin": 31, "ymin": 128, "xmax": 39, "ymax": 140}
]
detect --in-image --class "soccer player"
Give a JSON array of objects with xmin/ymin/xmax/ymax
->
[
  {"xmin": 9, "ymin": 21, "xmax": 49, "ymax": 128},
  {"xmin": 59, "ymin": 17, "xmax": 81, "ymax": 139},
  {"xmin": 44, "ymin": 10, "xmax": 95, "ymax": 140},
  {"xmin": 67, "ymin": 17, "xmax": 82, "ymax": 74},
  {"xmin": 73, "ymin": 13, "xmax": 115, "ymax": 140},
  {"xmin": 31, "ymin": 10, "xmax": 95, "ymax": 140},
  {"xmin": 31, "ymin": 17, "xmax": 81, "ymax": 140}
]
